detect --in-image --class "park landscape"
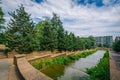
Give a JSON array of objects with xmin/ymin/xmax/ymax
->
[{"xmin": 0, "ymin": 0, "xmax": 120, "ymax": 80}]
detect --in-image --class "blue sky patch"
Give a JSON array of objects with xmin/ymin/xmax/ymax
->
[
  {"xmin": 31, "ymin": 0, "xmax": 43, "ymax": 3},
  {"xmin": 74, "ymin": 0, "xmax": 104, "ymax": 7}
]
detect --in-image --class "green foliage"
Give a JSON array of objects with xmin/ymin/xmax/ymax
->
[
  {"xmin": 0, "ymin": 6, "xmax": 5, "ymax": 30},
  {"xmin": 0, "ymin": 3, "xmax": 5, "ymax": 44},
  {"xmin": 32, "ymin": 50, "xmax": 96, "ymax": 70},
  {"xmin": 0, "ymin": 33, "xmax": 5, "ymax": 44},
  {"xmin": 0, "ymin": 4, "xmax": 95, "ymax": 53},
  {"xmin": 113, "ymin": 40, "xmax": 120, "ymax": 52},
  {"xmin": 34, "ymin": 21, "xmax": 44, "ymax": 50},
  {"xmin": 40, "ymin": 19, "xmax": 56, "ymax": 51},
  {"xmin": 5, "ymin": 5, "xmax": 36, "ymax": 53},
  {"xmin": 86, "ymin": 51, "xmax": 110, "ymax": 80},
  {"xmin": 35, "ymin": 13, "xmax": 95, "ymax": 52}
]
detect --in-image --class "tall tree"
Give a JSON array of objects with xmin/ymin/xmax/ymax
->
[
  {"xmin": 0, "ymin": 1, "xmax": 5, "ymax": 44},
  {"xmin": 51, "ymin": 13, "xmax": 65, "ymax": 52},
  {"xmin": 6, "ymin": 5, "xmax": 35, "ymax": 53},
  {"xmin": 0, "ymin": 5, "xmax": 5, "ymax": 30},
  {"xmin": 41, "ymin": 19, "xmax": 55, "ymax": 51},
  {"xmin": 51, "ymin": 13, "xmax": 59, "ymax": 50},
  {"xmin": 34, "ymin": 21, "xmax": 45, "ymax": 50}
]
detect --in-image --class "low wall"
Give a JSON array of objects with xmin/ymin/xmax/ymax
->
[
  {"xmin": 14, "ymin": 51, "xmax": 81, "ymax": 80},
  {"xmin": 14, "ymin": 55, "xmax": 53, "ymax": 80},
  {"xmin": 27, "ymin": 54, "xmax": 51, "ymax": 61}
]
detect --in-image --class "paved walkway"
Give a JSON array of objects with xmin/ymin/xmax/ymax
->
[
  {"xmin": 110, "ymin": 51, "xmax": 120, "ymax": 80},
  {"xmin": 0, "ymin": 59, "xmax": 10, "ymax": 80}
]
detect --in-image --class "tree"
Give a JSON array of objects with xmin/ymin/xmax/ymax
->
[
  {"xmin": 34, "ymin": 21, "xmax": 45, "ymax": 50},
  {"xmin": 51, "ymin": 13, "xmax": 65, "ymax": 52},
  {"xmin": 40, "ymin": 13, "xmax": 65, "ymax": 52},
  {"xmin": 5, "ymin": 5, "xmax": 35, "ymax": 53},
  {"xmin": 40, "ymin": 19, "xmax": 55, "ymax": 51},
  {"xmin": 0, "ymin": 6, "xmax": 5, "ymax": 30},
  {"xmin": 0, "ymin": 2, "xmax": 5, "ymax": 44},
  {"xmin": 113, "ymin": 40, "xmax": 120, "ymax": 52},
  {"xmin": 88, "ymin": 36, "xmax": 95, "ymax": 48},
  {"xmin": 63, "ymin": 31, "xmax": 69, "ymax": 51}
]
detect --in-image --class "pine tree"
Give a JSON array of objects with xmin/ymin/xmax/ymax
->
[
  {"xmin": 51, "ymin": 13, "xmax": 59, "ymax": 50},
  {"xmin": 35, "ymin": 21, "xmax": 45, "ymax": 50},
  {"xmin": 0, "ymin": 1, "xmax": 5, "ymax": 44},
  {"xmin": 6, "ymin": 5, "xmax": 35, "ymax": 53},
  {"xmin": 41, "ymin": 19, "xmax": 55, "ymax": 51},
  {"xmin": 0, "ymin": 5, "xmax": 5, "ymax": 30},
  {"xmin": 51, "ymin": 13, "xmax": 65, "ymax": 51}
]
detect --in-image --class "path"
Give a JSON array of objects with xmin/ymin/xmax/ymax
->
[
  {"xmin": 0, "ymin": 59, "xmax": 10, "ymax": 80},
  {"xmin": 110, "ymin": 51, "xmax": 120, "ymax": 80}
]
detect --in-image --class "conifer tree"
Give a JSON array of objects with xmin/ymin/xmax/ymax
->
[
  {"xmin": 41, "ymin": 19, "xmax": 55, "ymax": 51},
  {"xmin": 0, "ymin": 7, "xmax": 4, "ymax": 30},
  {"xmin": 6, "ymin": 5, "xmax": 35, "ymax": 53},
  {"xmin": 51, "ymin": 13, "xmax": 65, "ymax": 51},
  {"xmin": 0, "ymin": 1, "xmax": 5, "ymax": 44}
]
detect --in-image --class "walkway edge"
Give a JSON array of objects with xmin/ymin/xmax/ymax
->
[{"xmin": 109, "ymin": 51, "xmax": 120, "ymax": 80}]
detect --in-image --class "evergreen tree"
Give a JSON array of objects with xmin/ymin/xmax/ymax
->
[
  {"xmin": 63, "ymin": 31, "xmax": 69, "ymax": 51},
  {"xmin": 0, "ymin": 1, "xmax": 5, "ymax": 44},
  {"xmin": 41, "ymin": 19, "xmax": 55, "ymax": 51},
  {"xmin": 35, "ymin": 21, "xmax": 45, "ymax": 50},
  {"xmin": 67, "ymin": 32, "xmax": 75, "ymax": 51},
  {"xmin": 51, "ymin": 13, "xmax": 59, "ymax": 50},
  {"xmin": 52, "ymin": 14, "xmax": 65, "ymax": 52},
  {"xmin": 57, "ymin": 25, "xmax": 65, "ymax": 52},
  {"xmin": 0, "ymin": 6, "xmax": 5, "ymax": 30},
  {"xmin": 6, "ymin": 5, "xmax": 35, "ymax": 53},
  {"xmin": 113, "ymin": 40, "xmax": 120, "ymax": 52}
]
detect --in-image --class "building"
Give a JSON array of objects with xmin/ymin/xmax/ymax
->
[
  {"xmin": 94, "ymin": 36, "xmax": 113, "ymax": 47},
  {"xmin": 115, "ymin": 36, "xmax": 120, "ymax": 42}
]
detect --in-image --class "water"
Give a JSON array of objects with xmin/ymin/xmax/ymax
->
[{"xmin": 41, "ymin": 50, "xmax": 105, "ymax": 80}]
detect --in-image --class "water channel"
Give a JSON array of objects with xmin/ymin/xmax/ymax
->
[{"xmin": 41, "ymin": 50, "xmax": 105, "ymax": 80}]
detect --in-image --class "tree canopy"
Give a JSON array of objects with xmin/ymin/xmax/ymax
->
[
  {"xmin": 0, "ymin": 2, "xmax": 5, "ymax": 44},
  {"xmin": 113, "ymin": 40, "xmax": 120, "ymax": 52},
  {"xmin": 5, "ymin": 5, "xmax": 36, "ymax": 53},
  {"xmin": 0, "ymin": 5, "xmax": 95, "ymax": 53}
]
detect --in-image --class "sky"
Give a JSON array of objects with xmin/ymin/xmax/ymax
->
[{"xmin": 1, "ymin": 0, "xmax": 120, "ymax": 38}]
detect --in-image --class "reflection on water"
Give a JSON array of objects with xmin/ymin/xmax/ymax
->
[
  {"xmin": 41, "ymin": 50, "xmax": 105, "ymax": 80},
  {"xmin": 57, "ymin": 67, "xmax": 89, "ymax": 80},
  {"xmin": 71, "ymin": 50, "xmax": 105, "ymax": 71}
]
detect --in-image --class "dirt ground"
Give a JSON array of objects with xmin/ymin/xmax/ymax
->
[{"xmin": 110, "ymin": 51, "xmax": 120, "ymax": 80}]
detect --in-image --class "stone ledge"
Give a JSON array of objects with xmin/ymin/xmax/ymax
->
[
  {"xmin": 51, "ymin": 53, "xmax": 66, "ymax": 58},
  {"xmin": 27, "ymin": 54, "xmax": 51, "ymax": 61},
  {"xmin": 14, "ymin": 55, "xmax": 53, "ymax": 80}
]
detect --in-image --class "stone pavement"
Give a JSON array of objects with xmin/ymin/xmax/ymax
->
[
  {"xmin": 0, "ymin": 59, "xmax": 10, "ymax": 80},
  {"xmin": 110, "ymin": 51, "xmax": 120, "ymax": 80}
]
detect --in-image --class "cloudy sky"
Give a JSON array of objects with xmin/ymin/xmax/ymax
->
[{"xmin": 1, "ymin": 0, "xmax": 120, "ymax": 38}]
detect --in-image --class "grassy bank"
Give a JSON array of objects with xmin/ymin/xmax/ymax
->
[
  {"xmin": 32, "ymin": 50, "xmax": 96, "ymax": 70},
  {"xmin": 86, "ymin": 51, "xmax": 110, "ymax": 80}
]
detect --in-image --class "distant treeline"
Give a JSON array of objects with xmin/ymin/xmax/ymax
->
[{"xmin": 0, "ymin": 5, "xmax": 95, "ymax": 53}]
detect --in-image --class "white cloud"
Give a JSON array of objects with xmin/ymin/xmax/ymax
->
[{"xmin": 1, "ymin": 0, "xmax": 120, "ymax": 38}]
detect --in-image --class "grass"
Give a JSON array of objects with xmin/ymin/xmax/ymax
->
[
  {"xmin": 32, "ymin": 50, "xmax": 96, "ymax": 70},
  {"xmin": 86, "ymin": 51, "xmax": 110, "ymax": 80}
]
